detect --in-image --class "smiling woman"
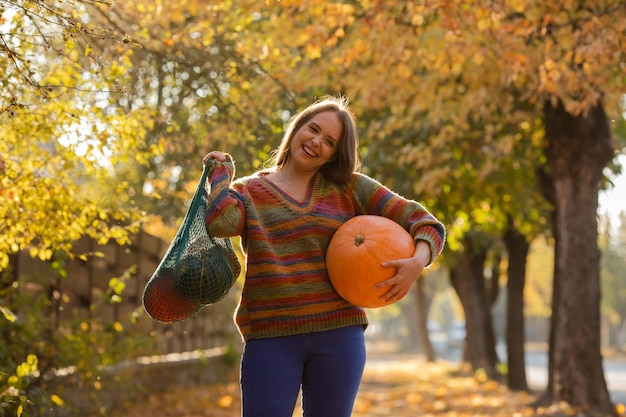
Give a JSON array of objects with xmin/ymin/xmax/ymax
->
[{"xmin": 199, "ymin": 95, "xmax": 446, "ymax": 417}]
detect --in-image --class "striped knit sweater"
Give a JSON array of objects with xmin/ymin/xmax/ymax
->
[{"xmin": 205, "ymin": 158, "xmax": 446, "ymax": 342}]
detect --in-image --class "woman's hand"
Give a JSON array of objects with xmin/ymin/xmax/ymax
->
[
  {"xmin": 202, "ymin": 151, "xmax": 229, "ymax": 164},
  {"xmin": 375, "ymin": 240, "xmax": 432, "ymax": 304}
]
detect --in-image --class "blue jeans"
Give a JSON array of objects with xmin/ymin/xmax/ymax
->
[{"xmin": 240, "ymin": 326, "xmax": 366, "ymax": 417}]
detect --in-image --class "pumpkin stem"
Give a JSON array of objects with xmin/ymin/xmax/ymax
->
[{"xmin": 355, "ymin": 235, "xmax": 365, "ymax": 247}]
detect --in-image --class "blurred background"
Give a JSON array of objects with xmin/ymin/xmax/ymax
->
[{"xmin": 1, "ymin": 1, "xmax": 625, "ymax": 416}]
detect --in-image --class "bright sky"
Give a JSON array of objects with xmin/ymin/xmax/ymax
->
[{"xmin": 599, "ymin": 154, "xmax": 626, "ymax": 228}]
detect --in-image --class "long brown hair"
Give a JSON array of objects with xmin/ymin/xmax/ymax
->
[{"xmin": 268, "ymin": 95, "xmax": 361, "ymax": 184}]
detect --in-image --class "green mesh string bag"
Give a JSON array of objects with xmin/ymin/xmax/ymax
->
[{"xmin": 143, "ymin": 163, "xmax": 241, "ymax": 323}]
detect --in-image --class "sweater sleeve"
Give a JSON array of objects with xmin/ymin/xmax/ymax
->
[
  {"xmin": 351, "ymin": 173, "xmax": 446, "ymax": 265},
  {"xmin": 204, "ymin": 157, "xmax": 246, "ymax": 238}
]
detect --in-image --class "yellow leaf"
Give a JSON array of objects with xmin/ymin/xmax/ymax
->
[
  {"xmin": 477, "ymin": 17, "xmax": 491, "ymax": 31},
  {"xmin": 0, "ymin": 305, "xmax": 17, "ymax": 322},
  {"xmin": 444, "ymin": 31, "xmax": 458, "ymax": 42},
  {"xmin": 474, "ymin": 367, "xmax": 488, "ymax": 382},
  {"xmin": 411, "ymin": 14, "xmax": 424, "ymax": 26},
  {"xmin": 544, "ymin": 58, "xmax": 557, "ymax": 71},
  {"xmin": 509, "ymin": 0, "xmax": 526, "ymax": 13},
  {"xmin": 16, "ymin": 355, "xmax": 38, "ymax": 377},
  {"xmin": 574, "ymin": 50, "xmax": 584, "ymax": 65},
  {"xmin": 218, "ymin": 395, "xmax": 233, "ymax": 408},
  {"xmin": 27, "ymin": 354, "xmax": 37, "ymax": 366},
  {"xmin": 396, "ymin": 63, "xmax": 413, "ymax": 80},
  {"xmin": 451, "ymin": 60, "xmax": 464, "ymax": 75},
  {"xmin": 543, "ymin": 80, "xmax": 558, "ymax": 94},
  {"xmin": 85, "ymin": 45, "xmax": 93, "ymax": 56},
  {"xmin": 305, "ymin": 44, "xmax": 322, "ymax": 60},
  {"xmin": 50, "ymin": 395, "xmax": 65, "ymax": 406}
]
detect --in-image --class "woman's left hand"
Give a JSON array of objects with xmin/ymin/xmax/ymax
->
[{"xmin": 375, "ymin": 240, "xmax": 431, "ymax": 304}]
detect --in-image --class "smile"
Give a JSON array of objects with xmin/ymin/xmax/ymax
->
[{"xmin": 302, "ymin": 145, "xmax": 318, "ymax": 158}]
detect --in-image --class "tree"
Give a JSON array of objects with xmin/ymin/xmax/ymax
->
[
  {"xmin": 237, "ymin": 1, "xmax": 625, "ymax": 414},
  {"xmin": 503, "ymin": 218, "xmax": 530, "ymax": 391},
  {"xmin": 84, "ymin": 0, "xmax": 300, "ymax": 231},
  {"xmin": 8, "ymin": 0, "xmax": 617, "ymax": 412},
  {"xmin": 1, "ymin": 1, "xmax": 160, "ymax": 413},
  {"xmin": 449, "ymin": 230, "xmax": 501, "ymax": 379},
  {"xmin": 539, "ymin": 101, "xmax": 614, "ymax": 411},
  {"xmin": 0, "ymin": 0, "xmax": 156, "ymax": 269}
]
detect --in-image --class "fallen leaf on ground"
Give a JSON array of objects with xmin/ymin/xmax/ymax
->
[{"xmin": 106, "ymin": 354, "xmax": 626, "ymax": 417}]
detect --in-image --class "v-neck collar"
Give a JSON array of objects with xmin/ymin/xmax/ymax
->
[{"xmin": 258, "ymin": 172, "xmax": 320, "ymax": 209}]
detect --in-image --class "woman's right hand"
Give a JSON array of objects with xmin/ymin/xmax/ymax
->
[{"xmin": 202, "ymin": 151, "xmax": 228, "ymax": 164}]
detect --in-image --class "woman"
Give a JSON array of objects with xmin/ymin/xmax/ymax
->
[{"xmin": 202, "ymin": 95, "xmax": 446, "ymax": 417}]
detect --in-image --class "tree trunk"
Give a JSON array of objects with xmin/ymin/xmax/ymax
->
[
  {"xmin": 449, "ymin": 232, "xmax": 500, "ymax": 379},
  {"xmin": 414, "ymin": 279, "xmax": 436, "ymax": 361},
  {"xmin": 487, "ymin": 253, "xmax": 501, "ymax": 307},
  {"xmin": 540, "ymin": 100, "xmax": 614, "ymax": 414},
  {"xmin": 503, "ymin": 218, "xmax": 529, "ymax": 391}
]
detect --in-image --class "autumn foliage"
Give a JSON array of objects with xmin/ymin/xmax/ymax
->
[{"xmin": 2, "ymin": 0, "xmax": 626, "ymax": 416}]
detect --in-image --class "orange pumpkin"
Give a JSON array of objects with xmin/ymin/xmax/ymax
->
[{"xmin": 326, "ymin": 215, "xmax": 415, "ymax": 308}]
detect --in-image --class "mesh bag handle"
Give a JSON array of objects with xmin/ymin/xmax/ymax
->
[{"xmin": 142, "ymin": 163, "xmax": 241, "ymax": 323}]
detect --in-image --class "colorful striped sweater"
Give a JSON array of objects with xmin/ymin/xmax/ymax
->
[{"xmin": 205, "ymin": 158, "xmax": 446, "ymax": 342}]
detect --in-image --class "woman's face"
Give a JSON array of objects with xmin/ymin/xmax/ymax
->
[{"xmin": 289, "ymin": 110, "xmax": 343, "ymax": 174}]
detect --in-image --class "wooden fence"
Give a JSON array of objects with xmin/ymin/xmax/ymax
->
[
  {"xmin": 14, "ymin": 229, "xmax": 240, "ymax": 356},
  {"xmin": 10, "ymin": 229, "xmax": 242, "ymax": 416}
]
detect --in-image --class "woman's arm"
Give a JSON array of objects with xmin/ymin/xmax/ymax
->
[
  {"xmin": 350, "ymin": 174, "xmax": 446, "ymax": 304},
  {"xmin": 351, "ymin": 173, "xmax": 446, "ymax": 262},
  {"xmin": 203, "ymin": 152, "xmax": 246, "ymax": 238}
]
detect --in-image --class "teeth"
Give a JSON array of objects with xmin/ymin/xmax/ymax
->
[{"xmin": 303, "ymin": 145, "xmax": 317, "ymax": 157}]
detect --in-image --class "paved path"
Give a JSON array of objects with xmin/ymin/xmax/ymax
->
[
  {"xmin": 524, "ymin": 349, "xmax": 626, "ymax": 405},
  {"xmin": 436, "ymin": 344, "xmax": 626, "ymax": 405},
  {"xmin": 110, "ymin": 347, "xmax": 626, "ymax": 417}
]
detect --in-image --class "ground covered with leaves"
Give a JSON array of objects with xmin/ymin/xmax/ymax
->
[{"xmin": 111, "ymin": 354, "xmax": 626, "ymax": 417}]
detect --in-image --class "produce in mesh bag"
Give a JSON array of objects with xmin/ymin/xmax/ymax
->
[
  {"xmin": 142, "ymin": 267, "xmax": 200, "ymax": 324},
  {"xmin": 175, "ymin": 236, "xmax": 238, "ymax": 304},
  {"xmin": 142, "ymin": 160, "xmax": 241, "ymax": 323}
]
